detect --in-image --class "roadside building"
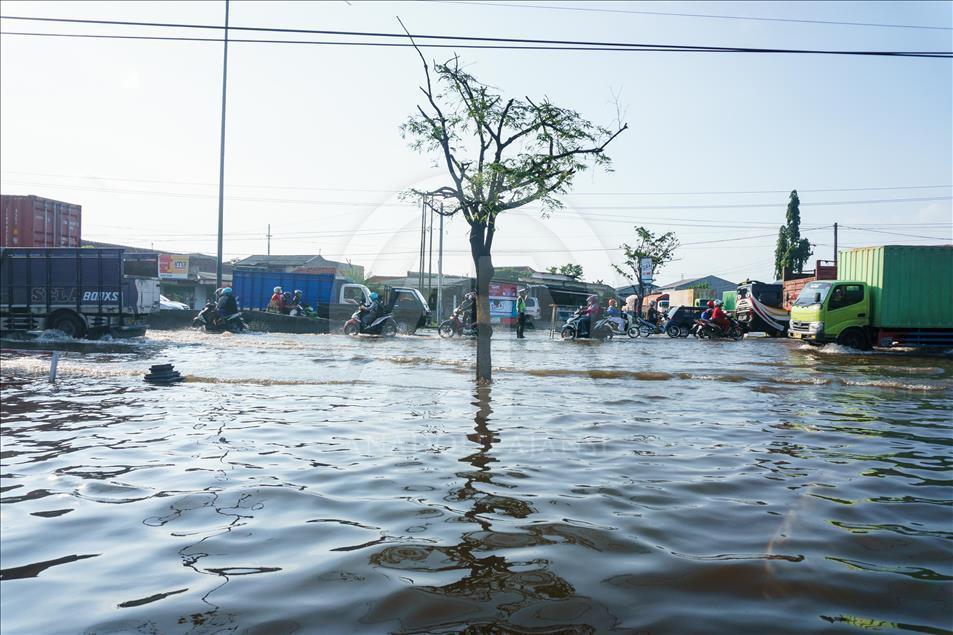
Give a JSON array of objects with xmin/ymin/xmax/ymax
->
[
  {"xmin": 82, "ymin": 240, "xmax": 231, "ymax": 308},
  {"xmin": 232, "ymin": 254, "xmax": 364, "ymax": 280}
]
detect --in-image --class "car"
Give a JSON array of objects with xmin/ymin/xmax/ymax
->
[
  {"xmin": 160, "ymin": 295, "xmax": 190, "ymax": 310},
  {"xmin": 663, "ymin": 305, "xmax": 705, "ymax": 337}
]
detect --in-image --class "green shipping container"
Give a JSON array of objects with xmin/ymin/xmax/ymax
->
[
  {"xmin": 837, "ymin": 245, "xmax": 953, "ymax": 328},
  {"xmin": 722, "ymin": 290, "xmax": 737, "ymax": 311}
]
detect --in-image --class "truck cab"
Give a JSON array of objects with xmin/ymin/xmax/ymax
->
[
  {"xmin": 383, "ymin": 286, "xmax": 430, "ymax": 333},
  {"xmin": 788, "ymin": 280, "xmax": 870, "ymax": 348}
]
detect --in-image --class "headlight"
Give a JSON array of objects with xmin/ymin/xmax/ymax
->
[{"xmin": 808, "ymin": 321, "xmax": 823, "ymax": 333}]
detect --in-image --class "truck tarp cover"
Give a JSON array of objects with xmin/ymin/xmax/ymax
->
[
  {"xmin": 837, "ymin": 245, "xmax": 953, "ymax": 328},
  {"xmin": 1, "ymin": 248, "xmax": 131, "ymax": 307},
  {"xmin": 232, "ymin": 269, "xmax": 335, "ymax": 310}
]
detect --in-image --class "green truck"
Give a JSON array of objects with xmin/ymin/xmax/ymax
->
[{"xmin": 788, "ymin": 245, "xmax": 953, "ymax": 349}]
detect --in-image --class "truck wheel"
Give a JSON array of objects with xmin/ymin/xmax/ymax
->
[
  {"xmin": 48, "ymin": 312, "xmax": 86, "ymax": 339},
  {"xmin": 837, "ymin": 328, "xmax": 870, "ymax": 351}
]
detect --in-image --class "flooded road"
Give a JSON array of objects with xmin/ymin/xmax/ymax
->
[{"xmin": 1, "ymin": 330, "xmax": 951, "ymax": 634}]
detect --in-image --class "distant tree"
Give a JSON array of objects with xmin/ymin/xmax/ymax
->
[
  {"xmin": 612, "ymin": 226, "xmax": 679, "ymax": 314},
  {"xmin": 774, "ymin": 190, "xmax": 813, "ymax": 280},
  {"xmin": 401, "ymin": 39, "xmax": 626, "ymax": 382},
  {"xmin": 546, "ymin": 266, "xmax": 558, "ymax": 274},
  {"xmin": 557, "ymin": 263, "xmax": 584, "ymax": 279}
]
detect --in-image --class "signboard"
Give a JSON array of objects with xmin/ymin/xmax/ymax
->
[
  {"xmin": 159, "ymin": 254, "xmax": 189, "ymax": 279},
  {"xmin": 639, "ymin": 257, "xmax": 654, "ymax": 284},
  {"xmin": 488, "ymin": 282, "xmax": 517, "ymax": 325}
]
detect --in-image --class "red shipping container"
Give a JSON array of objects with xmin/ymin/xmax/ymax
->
[{"xmin": 1, "ymin": 195, "xmax": 82, "ymax": 248}]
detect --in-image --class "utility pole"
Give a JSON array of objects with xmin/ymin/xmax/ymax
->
[
  {"xmin": 833, "ymin": 222, "xmax": 838, "ymax": 269},
  {"xmin": 418, "ymin": 195, "xmax": 427, "ymax": 291},
  {"xmin": 215, "ymin": 0, "xmax": 230, "ymax": 289},
  {"xmin": 266, "ymin": 224, "xmax": 272, "ymax": 255},
  {"xmin": 437, "ymin": 203, "xmax": 444, "ymax": 325},
  {"xmin": 427, "ymin": 203, "xmax": 434, "ymax": 303}
]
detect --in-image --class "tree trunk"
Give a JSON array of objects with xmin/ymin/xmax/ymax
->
[
  {"xmin": 469, "ymin": 221, "xmax": 495, "ymax": 383},
  {"xmin": 474, "ymin": 249, "xmax": 494, "ymax": 383}
]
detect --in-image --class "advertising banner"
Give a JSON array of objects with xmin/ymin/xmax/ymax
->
[
  {"xmin": 159, "ymin": 254, "xmax": 189, "ymax": 279},
  {"xmin": 488, "ymin": 282, "xmax": 517, "ymax": 324},
  {"xmin": 639, "ymin": 257, "xmax": 654, "ymax": 284}
]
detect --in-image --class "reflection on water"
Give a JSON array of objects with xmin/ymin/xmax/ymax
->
[{"xmin": 1, "ymin": 332, "xmax": 951, "ymax": 634}]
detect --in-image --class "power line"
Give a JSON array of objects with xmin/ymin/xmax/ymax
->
[
  {"xmin": 3, "ymin": 170, "xmax": 950, "ymax": 196},
  {"xmin": 0, "ymin": 15, "xmax": 949, "ymax": 57},
  {"xmin": 433, "ymin": 1, "xmax": 953, "ymax": 31},
  {"xmin": 840, "ymin": 225, "xmax": 951, "ymax": 240},
  {"xmin": 4, "ymin": 178, "xmax": 950, "ymax": 210}
]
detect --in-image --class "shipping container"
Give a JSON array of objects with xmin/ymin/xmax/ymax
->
[
  {"xmin": 837, "ymin": 245, "xmax": 953, "ymax": 328},
  {"xmin": 1, "ymin": 195, "xmax": 82, "ymax": 248},
  {"xmin": 667, "ymin": 289, "xmax": 696, "ymax": 308},
  {"xmin": 722, "ymin": 290, "xmax": 736, "ymax": 311}
]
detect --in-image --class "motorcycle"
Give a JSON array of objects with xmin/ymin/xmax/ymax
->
[
  {"xmin": 560, "ymin": 307, "xmax": 613, "ymax": 341},
  {"xmin": 192, "ymin": 302, "xmax": 248, "ymax": 333},
  {"xmin": 344, "ymin": 306, "xmax": 399, "ymax": 337},
  {"xmin": 439, "ymin": 309, "xmax": 477, "ymax": 338},
  {"xmin": 605, "ymin": 311, "xmax": 639, "ymax": 338},
  {"xmin": 635, "ymin": 315, "xmax": 665, "ymax": 338},
  {"xmin": 693, "ymin": 317, "xmax": 744, "ymax": 341}
]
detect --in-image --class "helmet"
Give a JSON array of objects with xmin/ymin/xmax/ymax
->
[
  {"xmin": 222, "ymin": 287, "xmax": 233, "ymax": 295},
  {"xmin": 707, "ymin": 300, "xmax": 715, "ymax": 308},
  {"xmin": 518, "ymin": 288, "xmax": 526, "ymax": 295},
  {"xmin": 587, "ymin": 295, "xmax": 597, "ymax": 304},
  {"xmin": 294, "ymin": 289, "xmax": 302, "ymax": 296},
  {"xmin": 370, "ymin": 292, "xmax": 379, "ymax": 301},
  {"xmin": 273, "ymin": 286, "xmax": 282, "ymax": 293},
  {"xmin": 714, "ymin": 300, "xmax": 723, "ymax": 307}
]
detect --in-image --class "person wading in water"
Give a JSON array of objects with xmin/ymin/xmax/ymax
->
[{"xmin": 516, "ymin": 288, "xmax": 528, "ymax": 339}]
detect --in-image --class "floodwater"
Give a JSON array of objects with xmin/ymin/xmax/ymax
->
[{"xmin": 1, "ymin": 329, "xmax": 951, "ymax": 635}]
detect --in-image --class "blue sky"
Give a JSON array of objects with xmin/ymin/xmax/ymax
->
[{"xmin": 1, "ymin": 1, "xmax": 950, "ymax": 286}]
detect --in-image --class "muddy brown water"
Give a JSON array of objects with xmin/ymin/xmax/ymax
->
[{"xmin": 1, "ymin": 330, "xmax": 951, "ymax": 634}]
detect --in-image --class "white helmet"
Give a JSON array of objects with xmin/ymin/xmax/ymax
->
[
  {"xmin": 714, "ymin": 300, "xmax": 723, "ymax": 307},
  {"xmin": 274, "ymin": 286, "xmax": 282, "ymax": 293}
]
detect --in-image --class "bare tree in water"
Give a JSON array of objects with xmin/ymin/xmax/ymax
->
[{"xmin": 401, "ymin": 35, "xmax": 626, "ymax": 382}]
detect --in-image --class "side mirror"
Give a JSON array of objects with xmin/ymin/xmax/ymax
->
[{"xmin": 814, "ymin": 292, "xmax": 821, "ymax": 304}]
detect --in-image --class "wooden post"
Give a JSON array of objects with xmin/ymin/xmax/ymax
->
[{"xmin": 549, "ymin": 303, "xmax": 558, "ymax": 338}]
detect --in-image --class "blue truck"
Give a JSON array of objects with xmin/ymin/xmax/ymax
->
[
  {"xmin": 232, "ymin": 268, "xmax": 430, "ymax": 333},
  {"xmin": 0, "ymin": 248, "xmax": 160, "ymax": 338}
]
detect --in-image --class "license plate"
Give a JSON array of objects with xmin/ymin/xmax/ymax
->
[{"xmin": 790, "ymin": 332, "xmax": 803, "ymax": 339}]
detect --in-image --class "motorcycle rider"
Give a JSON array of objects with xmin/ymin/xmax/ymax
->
[
  {"xmin": 268, "ymin": 286, "xmax": 284, "ymax": 313},
  {"xmin": 605, "ymin": 298, "xmax": 625, "ymax": 332},
  {"xmin": 710, "ymin": 299, "xmax": 730, "ymax": 334},
  {"xmin": 578, "ymin": 295, "xmax": 601, "ymax": 338},
  {"xmin": 217, "ymin": 287, "xmax": 239, "ymax": 321},
  {"xmin": 646, "ymin": 300, "xmax": 661, "ymax": 325},
  {"xmin": 360, "ymin": 292, "xmax": 382, "ymax": 329},
  {"xmin": 287, "ymin": 289, "xmax": 305, "ymax": 315},
  {"xmin": 458, "ymin": 291, "xmax": 477, "ymax": 328},
  {"xmin": 701, "ymin": 300, "xmax": 715, "ymax": 321}
]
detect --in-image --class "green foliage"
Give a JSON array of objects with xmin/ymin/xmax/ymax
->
[
  {"xmin": 401, "ymin": 55, "xmax": 627, "ymax": 226},
  {"xmin": 612, "ymin": 226, "xmax": 680, "ymax": 294},
  {"xmin": 774, "ymin": 190, "xmax": 813, "ymax": 279},
  {"xmin": 552, "ymin": 263, "xmax": 583, "ymax": 279}
]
